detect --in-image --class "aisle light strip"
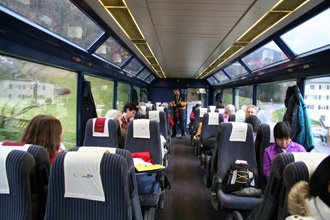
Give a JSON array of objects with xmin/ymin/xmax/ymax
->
[
  {"xmin": 196, "ymin": 0, "xmax": 309, "ymax": 79},
  {"xmin": 100, "ymin": 0, "xmax": 166, "ymax": 78}
]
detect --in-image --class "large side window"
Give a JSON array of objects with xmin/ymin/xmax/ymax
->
[
  {"xmin": 117, "ymin": 82, "xmax": 130, "ymax": 111},
  {"xmin": 235, "ymin": 86, "xmax": 253, "ymax": 110},
  {"xmin": 0, "ymin": 55, "xmax": 77, "ymax": 148},
  {"xmin": 305, "ymin": 76, "xmax": 330, "ymax": 148},
  {"xmin": 257, "ymin": 81, "xmax": 296, "ymax": 123},
  {"xmin": 222, "ymin": 89, "xmax": 233, "ymax": 105},
  {"xmin": 85, "ymin": 75, "xmax": 114, "ymax": 117}
]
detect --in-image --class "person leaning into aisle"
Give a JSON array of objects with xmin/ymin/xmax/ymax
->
[{"xmin": 170, "ymin": 88, "xmax": 186, "ymax": 138}]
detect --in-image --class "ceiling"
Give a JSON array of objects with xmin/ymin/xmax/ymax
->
[{"xmin": 84, "ymin": 0, "xmax": 324, "ymax": 79}]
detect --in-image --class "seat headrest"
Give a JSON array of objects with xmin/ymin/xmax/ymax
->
[
  {"xmin": 146, "ymin": 103, "xmax": 153, "ymax": 110},
  {"xmin": 140, "ymin": 106, "xmax": 147, "ymax": 115},
  {"xmin": 92, "ymin": 118, "xmax": 110, "ymax": 137},
  {"xmin": 199, "ymin": 108, "xmax": 208, "ymax": 117},
  {"xmin": 156, "ymin": 106, "xmax": 165, "ymax": 112},
  {"xmin": 229, "ymin": 122, "xmax": 248, "ymax": 142},
  {"xmin": 269, "ymin": 123, "xmax": 276, "ymax": 143},
  {"xmin": 64, "ymin": 149, "xmax": 109, "ymax": 202},
  {"xmin": 78, "ymin": 146, "xmax": 117, "ymax": 154},
  {"xmin": 208, "ymin": 112, "xmax": 220, "ymax": 125},
  {"xmin": 292, "ymin": 153, "xmax": 328, "ymax": 178},
  {"xmin": 235, "ymin": 110, "xmax": 246, "ymax": 122},
  {"xmin": 148, "ymin": 111, "xmax": 160, "ymax": 122},
  {"xmin": 209, "ymin": 106, "xmax": 216, "ymax": 112},
  {"xmin": 133, "ymin": 119, "xmax": 150, "ymax": 139},
  {"xmin": 156, "ymin": 102, "xmax": 161, "ymax": 107}
]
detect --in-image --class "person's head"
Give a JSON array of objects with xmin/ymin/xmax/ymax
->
[
  {"xmin": 274, "ymin": 121, "xmax": 292, "ymax": 149},
  {"xmin": 310, "ymin": 155, "xmax": 330, "ymax": 207},
  {"xmin": 123, "ymin": 103, "xmax": 138, "ymax": 120},
  {"xmin": 194, "ymin": 103, "xmax": 201, "ymax": 112},
  {"xmin": 173, "ymin": 88, "xmax": 181, "ymax": 96},
  {"xmin": 22, "ymin": 115, "xmax": 62, "ymax": 155},
  {"xmin": 224, "ymin": 104, "xmax": 235, "ymax": 115},
  {"xmin": 245, "ymin": 115, "xmax": 261, "ymax": 132},
  {"xmin": 161, "ymin": 102, "xmax": 168, "ymax": 108},
  {"xmin": 245, "ymin": 105, "xmax": 257, "ymax": 117}
]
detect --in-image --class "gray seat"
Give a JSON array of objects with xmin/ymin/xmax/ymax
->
[
  {"xmin": 214, "ymin": 122, "xmax": 262, "ymax": 214},
  {"xmin": 255, "ymin": 123, "xmax": 275, "ymax": 190},
  {"xmin": 83, "ymin": 118, "xmax": 120, "ymax": 148},
  {"xmin": 0, "ymin": 149, "xmax": 35, "ymax": 220},
  {"xmin": 44, "ymin": 151, "xmax": 142, "ymax": 220},
  {"xmin": 156, "ymin": 106, "xmax": 170, "ymax": 141},
  {"xmin": 147, "ymin": 111, "xmax": 168, "ymax": 143}
]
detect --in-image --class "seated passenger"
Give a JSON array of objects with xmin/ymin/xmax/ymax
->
[
  {"xmin": 193, "ymin": 122, "xmax": 202, "ymax": 141},
  {"xmin": 189, "ymin": 103, "xmax": 201, "ymax": 123},
  {"xmin": 21, "ymin": 114, "xmax": 64, "ymax": 165},
  {"xmin": 245, "ymin": 115, "xmax": 261, "ymax": 139},
  {"xmin": 105, "ymin": 109, "xmax": 125, "ymax": 148},
  {"xmin": 121, "ymin": 103, "xmax": 139, "ymax": 132},
  {"xmin": 216, "ymin": 100, "xmax": 225, "ymax": 109},
  {"xmin": 286, "ymin": 155, "xmax": 330, "ymax": 220},
  {"xmin": 263, "ymin": 121, "xmax": 306, "ymax": 180},
  {"xmin": 223, "ymin": 104, "xmax": 235, "ymax": 122},
  {"xmin": 245, "ymin": 105, "xmax": 257, "ymax": 118}
]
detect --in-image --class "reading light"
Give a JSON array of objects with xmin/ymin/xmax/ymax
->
[
  {"xmin": 196, "ymin": 0, "xmax": 309, "ymax": 79},
  {"xmin": 99, "ymin": 0, "xmax": 166, "ymax": 78}
]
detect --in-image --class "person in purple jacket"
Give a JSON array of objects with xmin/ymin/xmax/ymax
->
[{"xmin": 263, "ymin": 121, "xmax": 306, "ymax": 180}]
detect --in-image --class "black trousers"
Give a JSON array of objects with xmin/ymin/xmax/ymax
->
[{"xmin": 172, "ymin": 109, "xmax": 185, "ymax": 136}]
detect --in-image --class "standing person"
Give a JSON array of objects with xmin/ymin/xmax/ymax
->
[
  {"xmin": 170, "ymin": 88, "xmax": 187, "ymax": 138},
  {"xmin": 21, "ymin": 114, "xmax": 64, "ymax": 166},
  {"xmin": 263, "ymin": 121, "xmax": 306, "ymax": 180}
]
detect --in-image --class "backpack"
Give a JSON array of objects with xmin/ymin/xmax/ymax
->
[{"xmin": 223, "ymin": 163, "xmax": 262, "ymax": 197}]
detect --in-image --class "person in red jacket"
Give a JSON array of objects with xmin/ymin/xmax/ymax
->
[{"xmin": 21, "ymin": 115, "xmax": 64, "ymax": 165}]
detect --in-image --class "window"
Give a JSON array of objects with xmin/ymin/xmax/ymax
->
[
  {"xmin": 145, "ymin": 74, "xmax": 155, "ymax": 84},
  {"xmin": 207, "ymin": 76, "xmax": 218, "ymax": 85},
  {"xmin": 224, "ymin": 62, "xmax": 248, "ymax": 79},
  {"xmin": 213, "ymin": 71, "xmax": 229, "ymax": 84},
  {"xmin": 85, "ymin": 75, "xmax": 114, "ymax": 117},
  {"xmin": 307, "ymin": 105, "xmax": 314, "ymax": 110},
  {"xmin": 1, "ymin": 0, "xmax": 104, "ymax": 49},
  {"xmin": 310, "ymin": 85, "xmax": 315, "ymax": 90},
  {"xmin": 0, "ymin": 55, "xmax": 77, "ymax": 149},
  {"xmin": 133, "ymin": 86, "xmax": 141, "ymax": 104},
  {"xmin": 235, "ymin": 86, "xmax": 253, "ymax": 110},
  {"xmin": 95, "ymin": 37, "xmax": 131, "ymax": 66},
  {"xmin": 117, "ymin": 82, "xmax": 130, "ymax": 111},
  {"xmin": 242, "ymin": 41, "xmax": 288, "ymax": 71},
  {"xmin": 222, "ymin": 89, "xmax": 233, "ymax": 105},
  {"xmin": 257, "ymin": 80, "xmax": 296, "ymax": 123},
  {"xmin": 281, "ymin": 8, "xmax": 330, "ymax": 55},
  {"xmin": 137, "ymin": 69, "xmax": 150, "ymax": 80},
  {"xmin": 123, "ymin": 58, "xmax": 143, "ymax": 76}
]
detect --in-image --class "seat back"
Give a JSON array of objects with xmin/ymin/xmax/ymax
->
[
  {"xmin": 147, "ymin": 111, "xmax": 167, "ymax": 140},
  {"xmin": 83, "ymin": 118, "xmax": 119, "ymax": 148},
  {"xmin": 200, "ymin": 112, "xmax": 223, "ymax": 150},
  {"xmin": 255, "ymin": 123, "xmax": 275, "ymax": 190},
  {"xmin": 208, "ymin": 105, "xmax": 216, "ymax": 112},
  {"xmin": 44, "ymin": 151, "xmax": 137, "ymax": 220},
  {"xmin": 279, "ymin": 153, "xmax": 328, "ymax": 220},
  {"xmin": 156, "ymin": 106, "xmax": 170, "ymax": 138},
  {"xmin": 124, "ymin": 119, "xmax": 162, "ymax": 164},
  {"xmin": 0, "ymin": 149, "xmax": 35, "ymax": 220},
  {"xmin": 193, "ymin": 108, "xmax": 207, "ymax": 133}
]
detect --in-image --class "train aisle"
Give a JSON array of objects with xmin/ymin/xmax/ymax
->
[{"xmin": 155, "ymin": 137, "xmax": 225, "ymax": 220}]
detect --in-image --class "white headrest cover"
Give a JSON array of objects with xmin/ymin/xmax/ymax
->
[
  {"xmin": 148, "ymin": 111, "xmax": 160, "ymax": 122},
  {"xmin": 209, "ymin": 106, "xmax": 216, "ymax": 112},
  {"xmin": 217, "ymin": 108, "xmax": 225, "ymax": 114},
  {"xmin": 133, "ymin": 119, "xmax": 150, "ymax": 139},
  {"xmin": 208, "ymin": 113, "xmax": 220, "ymax": 125},
  {"xmin": 78, "ymin": 146, "xmax": 117, "ymax": 154},
  {"xmin": 269, "ymin": 123, "xmax": 276, "ymax": 143},
  {"xmin": 156, "ymin": 102, "xmax": 161, "ymax": 107},
  {"xmin": 235, "ymin": 110, "xmax": 246, "ymax": 122},
  {"xmin": 146, "ymin": 103, "xmax": 153, "ymax": 110},
  {"xmin": 64, "ymin": 149, "xmax": 109, "ymax": 202},
  {"xmin": 140, "ymin": 106, "xmax": 147, "ymax": 115},
  {"xmin": 157, "ymin": 106, "xmax": 165, "ymax": 112},
  {"xmin": 292, "ymin": 153, "xmax": 328, "ymax": 178},
  {"xmin": 229, "ymin": 122, "xmax": 248, "ymax": 142},
  {"xmin": 92, "ymin": 118, "xmax": 109, "ymax": 137},
  {"xmin": 0, "ymin": 144, "xmax": 31, "ymax": 194},
  {"xmin": 199, "ymin": 108, "xmax": 208, "ymax": 117}
]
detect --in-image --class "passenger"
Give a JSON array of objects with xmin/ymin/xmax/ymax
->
[
  {"xmin": 170, "ymin": 88, "xmax": 187, "ymax": 138},
  {"xmin": 161, "ymin": 102, "xmax": 174, "ymax": 128},
  {"xmin": 121, "ymin": 103, "xmax": 139, "ymax": 132},
  {"xmin": 216, "ymin": 99, "xmax": 225, "ymax": 109},
  {"xmin": 286, "ymin": 155, "xmax": 330, "ymax": 220},
  {"xmin": 245, "ymin": 105, "xmax": 257, "ymax": 118},
  {"xmin": 245, "ymin": 115, "xmax": 261, "ymax": 139},
  {"xmin": 21, "ymin": 115, "xmax": 64, "ymax": 165},
  {"xmin": 190, "ymin": 103, "xmax": 201, "ymax": 123},
  {"xmin": 223, "ymin": 104, "xmax": 235, "ymax": 122},
  {"xmin": 263, "ymin": 121, "xmax": 306, "ymax": 180},
  {"xmin": 193, "ymin": 122, "xmax": 202, "ymax": 141},
  {"xmin": 105, "ymin": 109, "xmax": 125, "ymax": 148}
]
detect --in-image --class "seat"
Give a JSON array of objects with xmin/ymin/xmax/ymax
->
[
  {"xmin": 249, "ymin": 152, "xmax": 327, "ymax": 220},
  {"xmin": 69, "ymin": 147, "xmax": 143, "ymax": 220},
  {"xmin": 44, "ymin": 150, "xmax": 142, "ymax": 220},
  {"xmin": 213, "ymin": 122, "xmax": 262, "ymax": 215},
  {"xmin": 0, "ymin": 143, "xmax": 50, "ymax": 220},
  {"xmin": 254, "ymin": 123, "xmax": 275, "ymax": 190},
  {"xmin": 279, "ymin": 153, "xmax": 328, "ymax": 220},
  {"xmin": 192, "ymin": 108, "xmax": 207, "ymax": 150},
  {"xmin": 156, "ymin": 106, "xmax": 170, "ymax": 141},
  {"xmin": 208, "ymin": 105, "xmax": 216, "ymax": 112},
  {"xmin": 0, "ymin": 149, "xmax": 35, "ymax": 220},
  {"xmin": 83, "ymin": 118, "xmax": 120, "ymax": 148},
  {"xmin": 199, "ymin": 112, "xmax": 224, "ymax": 187}
]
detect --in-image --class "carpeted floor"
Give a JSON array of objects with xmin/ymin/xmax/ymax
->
[{"xmin": 155, "ymin": 136, "xmax": 225, "ymax": 220}]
